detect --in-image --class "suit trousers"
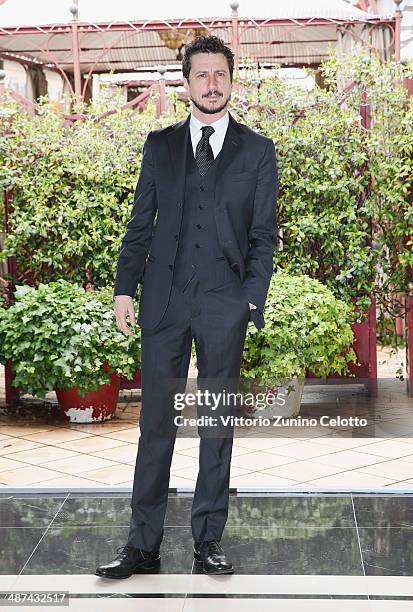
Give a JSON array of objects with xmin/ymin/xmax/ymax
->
[{"xmin": 127, "ymin": 274, "xmax": 250, "ymax": 551}]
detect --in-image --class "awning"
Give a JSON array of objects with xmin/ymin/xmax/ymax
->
[{"xmin": 0, "ymin": 0, "xmax": 395, "ymax": 72}]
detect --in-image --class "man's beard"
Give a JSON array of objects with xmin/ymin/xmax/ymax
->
[{"xmin": 191, "ymin": 92, "xmax": 231, "ymax": 115}]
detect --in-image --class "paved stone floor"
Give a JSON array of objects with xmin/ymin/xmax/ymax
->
[
  {"xmin": 0, "ymin": 346, "xmax": 412, "ymax": 608},
  {"xmin": 0, "ymin": 346, "xmax": 412, "ymax": 490},
  {"xmin": 0, "ymin": 491, "xmax": 412, "ymax": 609}
]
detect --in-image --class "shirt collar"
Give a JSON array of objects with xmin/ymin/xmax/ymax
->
[{"xmin": 190, "ymin": 110, "xmax": 229, "ymax": 133}]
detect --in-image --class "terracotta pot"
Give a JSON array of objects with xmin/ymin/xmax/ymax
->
[
  {"xmin": 242, "ymin": 377, "xmax": 305, "ymax": 419},
  {"xmin": 119, "ymin": 368, "xmax": 141, "ymax": 390},
  {"xmin": 55, "ymin": 363, "xmax": 121, "ymax": 423}
]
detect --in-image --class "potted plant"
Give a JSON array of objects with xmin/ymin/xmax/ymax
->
[
  {"xmin": 88, "ymin": 285, "xmax": 143, "ymax": 392},
  {"xmin": 240, "ymin": 272, "xmax": 357, "ymax": 417},
  {"xmin": 0, "ymin": 280, "xmax": 141, "ymax": 423}
]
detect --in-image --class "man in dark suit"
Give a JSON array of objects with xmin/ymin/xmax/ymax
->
[{"xmin": 96, "ymin": 35, "xmax": 278, "ymax": 579}]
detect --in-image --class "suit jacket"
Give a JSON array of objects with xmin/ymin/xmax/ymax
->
[{"xmin": 113, "ymin": 111, "xmax": 279, "ymax": 330}]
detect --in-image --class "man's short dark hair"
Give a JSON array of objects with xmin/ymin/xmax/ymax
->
[{"xmin": 182, "ymin": 35, "xmax": 234, "ymax": 82}]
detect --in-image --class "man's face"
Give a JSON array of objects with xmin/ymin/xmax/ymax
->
[{"xmin": 183, "ymin": 52, "xmax": 232, "ymax": 116}]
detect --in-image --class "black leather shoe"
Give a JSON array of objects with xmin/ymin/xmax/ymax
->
[
  {"xmin": 194, "ymin": 540, "xmax": 234, "ymax": 574},
  {"xmin": 95, "ymin": 545, "xmax": 161, "ymax": 579}
]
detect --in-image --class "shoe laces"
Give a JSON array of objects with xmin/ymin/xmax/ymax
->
[
  {"xmin": 115, "ymin": 545, "xmax": 138, "ymax": 559},
  {"xmin": 115, "ymin": 545, "xmax": 157, "ymax": 560},
  {"xmin": 203, "ymin": 540, "xmax": 223, "ymax": 554}
]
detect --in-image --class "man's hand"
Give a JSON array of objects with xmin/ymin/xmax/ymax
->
[{"xmin": 114, "ymin": 295, "xmax": 137, "ymax": 336}]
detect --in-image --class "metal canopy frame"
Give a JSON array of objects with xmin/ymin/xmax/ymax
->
[{"xmin": 0, "ymin": 1, "xmax": 398, "ymax": 103}]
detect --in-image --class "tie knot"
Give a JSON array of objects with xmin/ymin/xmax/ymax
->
[{"xmin": 201, "ymin": 125, "xmax": 215, "ymax": 140}]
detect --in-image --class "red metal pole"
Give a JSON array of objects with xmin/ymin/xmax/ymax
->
[
  {"xmin": 70, "ymin": 2, "xmax": 82, "ymax": 102},
  {"xmin": 402, "ymin": 47, "xmax": 413, "ymax": 396},
  {"xmin": 360, "ymin": 86, "xmax": 378, "ymax": 396},
  {"xmin": 1, "ymin": 72, "xmax": 20, "ymax": 408},
  {"xmin": 157, "ymin": 66, "xmax": 167, "ymax": 117},
  {"xmin": 407, "ymin": 290, "xmax": 413, "ymax": 397},
  {"xmin": 3, "ymin": 189, "xmax": 20, "ymax": 408},
  {"xmin": 368, "ymin": 295, "xmax": 378, "ymax": 396},
  {"xmin": 394, "ymin": 1, "xmax": 402, "ymax": 62},
  {"xmin": 231, "ymin": 1, "xmax": 240, "ymax": 79}
]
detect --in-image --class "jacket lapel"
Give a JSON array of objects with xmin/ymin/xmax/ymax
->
[
  {"xmin": 213, "ymin": 112, "xmax": 244, "ymax": 192},
  {"xmin": 167, "ymin": 113, "xmax": 190, "ymax": 205}
]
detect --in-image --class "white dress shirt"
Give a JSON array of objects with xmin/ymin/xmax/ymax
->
[
  {"xmin": 189, "ymin": 111, "xmax": 256, "ymax": 312},
  {"xmin": 189, "ymin": 111, "xmax": 229, "ymax": 159}
]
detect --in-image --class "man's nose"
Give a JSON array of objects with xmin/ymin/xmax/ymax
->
[{"xmin": 207, "ymin": 74, "xmax": 218, "ymax": 87}]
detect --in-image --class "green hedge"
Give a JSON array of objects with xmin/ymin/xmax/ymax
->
[{"xmin": 1, "ymin": 50, "xmax": 412, "ymax": 327}]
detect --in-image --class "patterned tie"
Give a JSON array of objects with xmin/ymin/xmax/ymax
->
[{"xmin": 195, "ymin": 125, "xmax": 215, "ymax": 176}]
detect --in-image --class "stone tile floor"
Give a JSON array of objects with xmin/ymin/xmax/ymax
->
[
  {"xmin": 0, "ymin": 347, "xmax": 413, "ymax": 608},
  {"xmin": 0, "ymin": 345, "xmax": 411, "ymax": 490},
  {"xmin": 0, "ymin": 492, "xmax": 412, "ymax": 609}
]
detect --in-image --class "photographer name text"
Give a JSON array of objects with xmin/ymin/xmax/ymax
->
[{"xmin": 174, "ymin": 415, "xmax": 368, "ymax": 428}]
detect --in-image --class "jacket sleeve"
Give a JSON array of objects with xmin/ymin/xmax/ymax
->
[
  {"xmin": 241, "ymin": 138, "xmax": 278, "ymax": 313},
  {"xmin": 113, "ymin": 132, "xmax": 158, "ymax": 298}
]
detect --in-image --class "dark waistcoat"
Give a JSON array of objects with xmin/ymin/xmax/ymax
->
[{"xmin": 172, "ymin": 134, "xmax": 236, "ymax": 291}]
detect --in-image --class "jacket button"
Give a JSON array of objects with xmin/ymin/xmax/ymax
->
[
  {"xmin": 200, "ymin": 186, "xmax": 205, "ymax": 191},
  {"xmin": 195, "ymin": 243, "xmax": 200, "ymax": 248},
  {"xmin": 196, "ymin": 224, "xmax": 202, "ymax": 229},
  {"xmin": 198, "ymin": 205, "xmax": 204, "ymax": 210},
  {"xmin": 169, "ymin": 264, "xmax": 173, "ymax": 270}
]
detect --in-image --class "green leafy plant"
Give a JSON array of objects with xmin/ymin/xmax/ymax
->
[
  {"xmin": 1, "ymin": 48, "xmax": 412, "ymax": 348},
  {"xmin": 241, "ymin": 272, "xmax": 357, "ymax": 385},
  {"xmin": 0, "ymin": 279, "xmax": 141, "ymax": 398},
  {"xmin": 0, "ymin": 89, "xmax": 186, "ymax": 288},
  {"xmin": 232, "ymin": 48, "xmax": 413, "ymax": 324}
]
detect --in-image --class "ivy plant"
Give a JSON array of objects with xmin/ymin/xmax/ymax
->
[
  {"xmin": 241, "ymin": 272, "xmax": 357, "ymax": 385},
  {"xmin": 0, "ymin": 279, "xmax": 141, "ymax": 398}
]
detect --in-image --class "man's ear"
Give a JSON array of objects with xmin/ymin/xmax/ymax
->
[{"xmin": 183, "ymin": 77, "xmax": 189, "ymax": 92}]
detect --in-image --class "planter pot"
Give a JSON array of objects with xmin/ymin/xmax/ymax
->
[
  {"xmin": 247, "ymin": 377, "xmax": 306, "ymax": 419},
  {"xmin": 119, "ymin": 368, "xmax": 141, "ymax": 390},
  {"xmin": 55, "ymin": 366, "xmax": 121, "ymax": 423}
]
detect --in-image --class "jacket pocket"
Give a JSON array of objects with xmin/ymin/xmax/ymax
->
[{"xmin": 227, "ymin": 170, "xmax": 258, "ymax": 181}]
